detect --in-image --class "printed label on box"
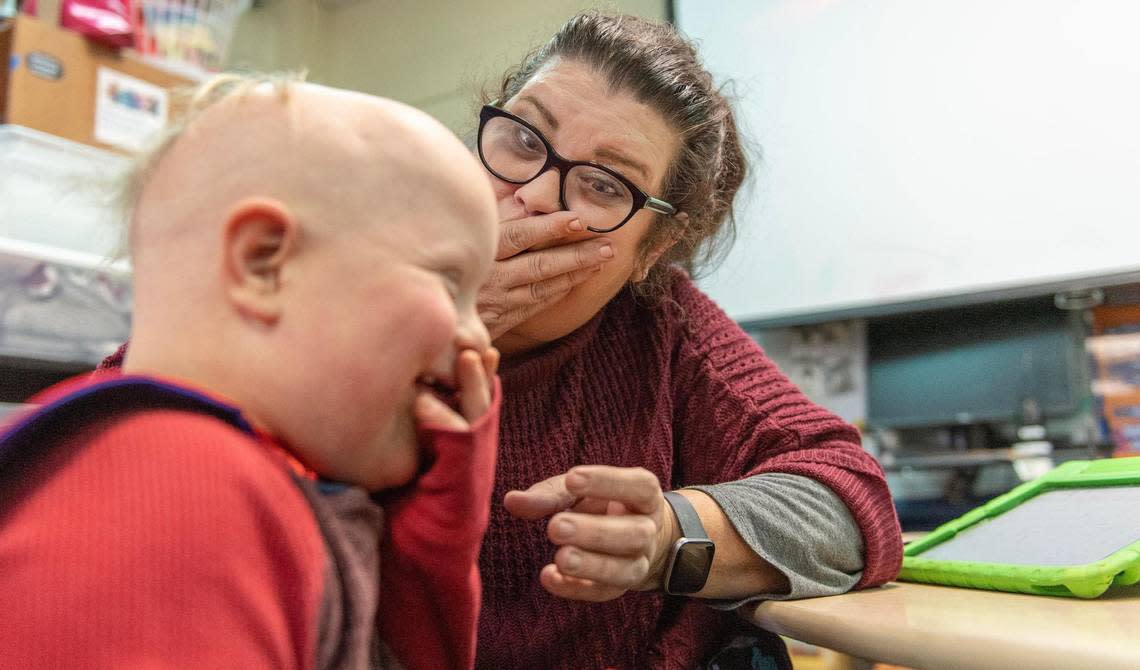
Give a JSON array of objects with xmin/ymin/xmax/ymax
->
[
  {"xmin": 94, "ymin": 66, "xmax": 168, "ymax": 152},
  {"xmin": 26, "ymin": 52, "xmax": 63, "ymax": 80}
]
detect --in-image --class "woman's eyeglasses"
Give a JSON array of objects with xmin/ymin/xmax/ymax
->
[{"xmin": 477, "ymin": 104, "xmax": 677, "ymax": 233}]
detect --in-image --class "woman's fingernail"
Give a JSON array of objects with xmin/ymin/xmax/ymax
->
[
  {"xmin": 566, "ymin": 471, "xmax": 587, "ymax": 489},
  {"xmin": 568, "ymin": 219, "xmax": 583, "ymax": 232},
  {"xmin": 598, "ymin": 244, "xmax": 614, "ymax": 259},
  {"xmin": 555, "ymin": 518, "xmax": 575, "ymax": 538},
  {"xmin": 563, "ymin": 549, "xmax": 581, "ymax": 572}
]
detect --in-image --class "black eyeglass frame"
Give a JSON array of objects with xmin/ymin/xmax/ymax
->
[{"xmin": 477, "ymin": 104, "xmax": 678, "ymax": 233}]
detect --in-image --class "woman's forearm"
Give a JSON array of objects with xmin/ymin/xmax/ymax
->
[
  {"xmin": 667, "ymin": 473, "xmax": 867, "ymax": 601},
  {"xmin": 664, "ymin": 489, "xmax": 791, "ymax": 599}
]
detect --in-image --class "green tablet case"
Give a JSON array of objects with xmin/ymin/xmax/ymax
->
[{"xmin": 900, "ymin": 457, "xmax": 1140, "ymax": 598}]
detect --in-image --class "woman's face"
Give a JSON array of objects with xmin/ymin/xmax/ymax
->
[{"xmin": 489, "ymin": 58, "xmax": 679, "ymax": 354}]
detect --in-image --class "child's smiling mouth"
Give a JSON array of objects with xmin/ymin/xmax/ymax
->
[{"xmin": 416, "ymin": 374, "xmax": 459, "ymax": 410}]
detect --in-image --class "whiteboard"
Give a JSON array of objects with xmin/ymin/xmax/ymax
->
[{"xmin": 676, "ymin": 0, "xmax": 1140, "ymax": 324}]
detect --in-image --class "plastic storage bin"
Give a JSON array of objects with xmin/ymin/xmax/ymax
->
[
  {"xmin": 0, "ymin": 124, "xmax": 129, "ymax": 261},
  {"xmin": 0, "ymin": 125, "xmax": 131, "ymax": 364}
]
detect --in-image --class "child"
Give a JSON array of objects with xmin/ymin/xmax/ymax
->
[{"xmin": 0, "ymin": 74, "xmax": 501, "ymax": 669}]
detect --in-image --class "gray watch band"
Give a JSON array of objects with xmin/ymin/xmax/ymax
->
[
  {"xmin": 664, "ymin": 491, "xmax": 709, "ymax": 540},
  {"xmin": 662, "ymin": 491, "xmax": 716, "ymax": 595}
]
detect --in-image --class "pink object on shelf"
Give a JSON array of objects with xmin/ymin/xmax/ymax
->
[{"xmin": 60, "ymin": 0, "xmax": 136, "ymax": 48}]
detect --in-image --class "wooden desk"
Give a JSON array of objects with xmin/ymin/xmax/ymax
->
[{"xmin": 746, "ymin": 581, "xmax": 1140, "ymax": 670}]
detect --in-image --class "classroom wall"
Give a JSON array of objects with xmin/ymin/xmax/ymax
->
[
  {"xmin": 225, "ymin": 0, "xmax": 667, "ymax": 133},
  {"xmin": 226, "ymin": 1, "xmax": 325, "ymax": 76}
]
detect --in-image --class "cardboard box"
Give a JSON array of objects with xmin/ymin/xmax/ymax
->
[{"xmin": 1, "ymin": 14, "xmax": 191, "ymax": 152}]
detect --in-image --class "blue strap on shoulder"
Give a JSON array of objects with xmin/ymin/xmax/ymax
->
[{"xmin": 0, "ymin": 377, "xmax": 255, "ymax": 498}]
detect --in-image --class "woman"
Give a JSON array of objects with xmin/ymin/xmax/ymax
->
[
  {"xmin": 99, "ymin": 12, "xmax": 900, "ymax": 668},
  {"xmin": 471, "ymin": 12, "xmax": 902, "ymax": 670}
]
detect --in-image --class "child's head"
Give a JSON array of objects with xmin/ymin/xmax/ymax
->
[{"xmin": 120, "ymin": 74, "xmax": 498, "ymax": 490}]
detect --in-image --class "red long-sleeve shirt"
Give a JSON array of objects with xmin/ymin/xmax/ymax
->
[
  {"xmin": 0, "ymin": 391, "xmax": 326, "ymax": 668},
  {"xmin": 0, "ymin": 374, "xmax": 500, "ymax": 670}
]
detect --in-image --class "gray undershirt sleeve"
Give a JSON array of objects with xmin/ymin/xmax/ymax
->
[{"xmin": 689, "ymin": 473, "xmax": 865, "ymax": 609}]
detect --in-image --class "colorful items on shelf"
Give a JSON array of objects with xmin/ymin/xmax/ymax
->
[
  {"xmin": 18, "ymin": 0, "xmax": 250, "ymax": 73},
  {"xmin": 1087, "ymin": 305, "xmax": 1140, "ymax": 457},
  {"xmin": 60, "ymin": 1, "xmax": 136, "ymax": 48},
  {"xmin": 136, "ymin": 0, "xmax": 251, "ymax": 72}
]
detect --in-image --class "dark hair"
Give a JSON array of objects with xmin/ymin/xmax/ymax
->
[{"xmin": 488, "ymin": 11, "xmax": 748, "ymax": 301}]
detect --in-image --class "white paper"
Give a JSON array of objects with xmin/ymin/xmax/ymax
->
[
  {"xmin": 753, "ymin": 320, "xmax": 868, "ymax": 424},
  {"xmin": 94, "ymin": 67, "xmax": 169, "ymax": 152}
]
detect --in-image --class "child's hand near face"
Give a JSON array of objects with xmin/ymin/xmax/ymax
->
[
  {"xmin": 413, "ymin": 347, "xmax": 500, "ymax": 431},
  {"xmin": 379, "ymin": 345, "xmax": 501, "ymax": 670}
]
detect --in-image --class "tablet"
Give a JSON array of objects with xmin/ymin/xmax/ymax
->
[{"xmin": 900, "ymin": 457, "xmax": 1140, "ymax": 598}]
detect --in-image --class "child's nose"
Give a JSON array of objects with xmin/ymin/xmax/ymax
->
[
  {"xmin": 456, "ymin": 308, "xmax": 491, "ymax": 352},
  {"xmin": 512, "ymin": 169, "xmax": 563, "ymax": 216}
]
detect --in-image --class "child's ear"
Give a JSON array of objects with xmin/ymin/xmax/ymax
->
[
  {"xmin": 632, "ymin": 212, "xmax": 688, "ymax": 282},
  {"xmin": 222, "ymin": 199, "xmax": 299, "ymax": 324}
]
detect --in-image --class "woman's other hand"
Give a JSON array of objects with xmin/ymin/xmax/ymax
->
[
  {"xmin": 504, "ymin": 465, "xmax": 676, "ymax": 602},
  {"xmin": 478, "ymin": 212, "xmax": 614, "ymax": 340}
]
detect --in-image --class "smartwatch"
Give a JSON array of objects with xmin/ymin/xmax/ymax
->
[{"xmin": 662, "ymin": 491, "xmax": 716, "ymax": 595}]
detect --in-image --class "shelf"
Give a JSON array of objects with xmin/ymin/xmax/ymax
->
[{"xmin": 880, "ymin": 446, "xmax": 1096, "ymax": 471}]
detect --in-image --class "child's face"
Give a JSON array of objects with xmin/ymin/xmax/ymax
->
[{"xmin": 283, "ymin": 174, "xmax": 497, "ymax": 490}]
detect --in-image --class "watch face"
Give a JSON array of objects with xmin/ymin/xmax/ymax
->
[{"xmin": 667, "ymin": 538, "xmax": 716, "ymax": 594}]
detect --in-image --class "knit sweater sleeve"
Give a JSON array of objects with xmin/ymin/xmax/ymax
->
[
  {"xmin": 670, "ymin": 279, "xmax": 902, "ymax": 589},
  {"xmin": 0, "ymin": 411, "xmax": 328, "ymax": 669}
]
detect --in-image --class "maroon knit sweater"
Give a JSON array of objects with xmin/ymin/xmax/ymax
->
[{"xmin": 477, "ymin": 271, "xmax": 902, "ymax": 670}]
